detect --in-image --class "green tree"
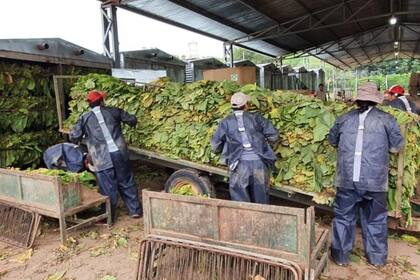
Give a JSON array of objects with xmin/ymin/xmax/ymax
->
[{"xmin": 233, "ymin": 47, "xmax": 273, "ymax": 64}]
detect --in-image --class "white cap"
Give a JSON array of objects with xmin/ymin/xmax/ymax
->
[{"xmin": 230, "ymin": 92, "xmax": 250, "ymax": 108}]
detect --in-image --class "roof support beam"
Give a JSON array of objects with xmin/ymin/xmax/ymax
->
[
  {"xmin": 166, "ymin": 0, "xmax": 298, "ymax": 53},
  {"xmin": 234, "ymin": 10, "xmax": 420, "ymax": 43},
  {"xmin": 402, "ymin": 24, "xmax": 420, "ymax": 37},
  {"xmin": 236, "ymin": 0, "xmax": 349, "ymax": 70},
  {"xmin": 290, "ymin": 0, "xmax": 362, "ymax": 67},
  {"xmin": 118, "ymin": 2, "xmax": 279, "ymax": 57},
  {"xmin": 310, "ymin": 40, "xmax": 418, "ymax": 55},
  {"xmin": 342, "ymin": 1, "xmax": 374, "ymax": 64},
  {"xmin": 101, "ymin": 3, "xmax": 121, "ymax": 67}
]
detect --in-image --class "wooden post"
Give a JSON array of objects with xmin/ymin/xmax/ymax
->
[{"xmin": 395, "ymin": 124, "xmax": 407, "ymax": 217}]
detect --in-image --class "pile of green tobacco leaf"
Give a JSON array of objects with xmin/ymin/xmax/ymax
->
[
  {"xmin": 0, "ymin": 131, "xmax": 61, "ymax": 168},
  {"xmin": 0, "ymin": 61, "xmax": 60, "ymax": 168},
  {"xmin": 65, "ymin": 74, "xmax": 420, "ymax": 223},
  {"xmin": 26, "ymin": 168, "xmax": 97, "ymax": 189}
]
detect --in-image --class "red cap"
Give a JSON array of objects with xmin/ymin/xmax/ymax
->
[
  {"xmin": 388, "ymin": 85, "xmax": 404, "ymax": 96},
  {"xmin": 86, "ymin": 90, "xmax": 105, "ymax": 103}
]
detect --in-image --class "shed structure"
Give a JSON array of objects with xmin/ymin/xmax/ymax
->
[
  {"xmin": 258, "ymin": 63, "xmax": 281, "ymax": 90},
  {"xmin": 0, "ymin": 38, "xmax": 111, "ymax": 69},
  {"xmin": 186, "ymin": 57, "xmax": 226, "ymax": 82},
  {"xmin": 120, "ymin": 48, "xmax": 187, "ymax": 83},
  {"xmin": 102, "ymin": 0, "xmax": 420, "ymax": 70}
]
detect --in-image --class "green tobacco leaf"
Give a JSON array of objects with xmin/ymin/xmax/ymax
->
[
  {"xmin": 313, "ymin": 121, "xmax": 330, "ymax": 142},
  {"xmin": 62, "ymin": 74, "xmax": 420, "ymax": 226}
]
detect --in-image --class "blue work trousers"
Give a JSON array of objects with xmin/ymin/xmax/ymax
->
[
  {"xmin": 229, "ymin": 160, "xmax": 270, "ymax": 204},
  {"xmin": 95, "ymin": 151, "xmax": 142, "ymax": 222},
  {"xmin": 332, "ymin": 188, "xmax": 388, "ymax": 266}
]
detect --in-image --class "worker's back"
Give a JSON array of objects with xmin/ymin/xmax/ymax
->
[
  {"xmin": 328, "ymin": 107, "xmax": 404, "ymax": 192},
  {"xmin": 389, "ymin": 96, "xmax": 419, "ymax": 114},
  {"xmin": 70, "ymin": 106, "xmax": 137, "ymax": 171}
]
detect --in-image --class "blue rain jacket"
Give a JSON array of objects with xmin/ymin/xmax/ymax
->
[
  {"xmin": 43, "ymin": 143, "xmax": 84, "ymax": 172},
  {"xmin": 211, "ymin": 111, "xmax": 278, "ymax": 168},
  {"xmin": 70, "ymin": 106, "xmax": 137, "ymax": 172},
  {"xmin": 389, "ymin": 97, "xmax": 419, "ymax": 114},
  {"xmin": 328, "ymin": 107, "xmax": 404, "ymax": 192}
]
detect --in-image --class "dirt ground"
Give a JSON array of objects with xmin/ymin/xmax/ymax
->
[{"xmin": 1, "ymin": 163, "xmax": 420, "ymax": 280}]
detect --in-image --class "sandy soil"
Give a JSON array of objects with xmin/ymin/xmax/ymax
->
[{"xmin": 1, "ymin": 163, "xmax": 419, "ymax": 280}]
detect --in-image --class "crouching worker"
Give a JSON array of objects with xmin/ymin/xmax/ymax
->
[
  {"xmin": 211, "ymin": 92, "xmax": 278, "ymax": 204},
  {"xmin": 328, "ymin": 82, "xmax": 404, "ymax": 267},
  {"xmin": 70, "ymin": 90, "xmax": 142, "ymax": 223}
]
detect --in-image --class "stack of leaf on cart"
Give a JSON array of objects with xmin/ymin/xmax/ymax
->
[
  {"xmin": 0, "ymin": 61, "xmax": 60, "ymax": 168},
  {"xmin": 65, "ymin": 74, "xmax": 420, "ymax": 224}
]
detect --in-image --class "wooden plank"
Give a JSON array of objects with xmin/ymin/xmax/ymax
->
[
  {"xmin": 53, "ymin": 75, "xmax": 64, "ymax": 130},
  {"xmin": 310, "ymin": 229, "xmax": 329, "ymax": 263},
  {"xmin": 66, "ymin": 213, "xmax": 110, "ymax": 232},
  {"xmin": 0, "ymin": 197, "xmax": 59, "ymax": 218},
  {"xmin": 395, "ymin": 124, "xmax": 407, "ymax": 216},
  {"xmin": 129, "ymin": 147, "xmax": 228, "ymax": 177},
  {"xmin": 64, "ymin": 196, "xmax": 108, "ymax": 216}
]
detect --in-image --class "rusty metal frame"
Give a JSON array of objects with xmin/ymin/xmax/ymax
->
[
  {"xmin": 139, "ymin": 191, "xmax": 329, "ymax": 279},
  {"xmin": 141, "ymin": 190, "xmax": 329, "ymax": 279},
  {"xmin": 137, "ymin": 235, "xmax": 303, "ymax": 280},
  {"xmin": 0, "ymin": 168, "xmax": 111, "ymax": 243},
  {"xmin": 0, "ymin": 202, "xmax": 42, "ymax": 248}
]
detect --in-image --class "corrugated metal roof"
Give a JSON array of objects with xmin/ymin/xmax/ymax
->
[
  {"xmin": 116, "ymin": 0, "xmax": 420, "ymax": 69},
  {"xmin": 233, "ymin": 59, "xmax": 257, "ymax": 67},
  {"xmin": 187, "ymin": 57, "xmax": 226, "ymax": 67},
  {"xmin": 121, "ymin": 48, "xmax": 186, "ymax": 66},
  {"xmin": 0, "ymin": 38, "xmax": 111, "ymax": 69}
]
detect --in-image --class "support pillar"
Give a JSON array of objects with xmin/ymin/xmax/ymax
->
[
  {"xmin": 224, "ymin": 43, "xmax": 234, "ymax": 67},
  {"xmin": 101, "ymin": 3, "xmax": 121, "ymax": 68}
]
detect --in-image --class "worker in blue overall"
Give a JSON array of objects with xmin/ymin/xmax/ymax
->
[
  {"xmin": 211, "ymin": 92, "xmax": 278, "ymax": 204},
  {"xmin": 70, "ymin": 90, "xmax": 142, "ymax": 223},
  {"xmin": 387, "ymin": 85, "xmax": 418, "ymax": 114},
  {"xmin": 328, "ymin": 82, "xmax": 404, "ymax": 266}
]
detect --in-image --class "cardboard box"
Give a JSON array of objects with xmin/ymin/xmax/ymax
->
[{"xmin": 203, "ymin": 67, "xmax": 257, "ymax": 85}]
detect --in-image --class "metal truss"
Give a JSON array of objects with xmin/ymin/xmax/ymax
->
[
  {"xmin": 101, "ymin": 0, "xmax": 121, "ymax": 67},
  {"xmin": 231, "ymin": 2, "xmax": 420, "ymax": 44},
  {"xmin": 223, "ymin": 43, "xmax": 234, "ymax": 67}
]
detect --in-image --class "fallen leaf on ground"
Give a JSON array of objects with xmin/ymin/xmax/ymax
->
[
  {"xmin": 100, "ymin": 275, "xmax": 117, "ymax": 280},
  {"xmin": 350, "ymin": 253, "xmax": 361, "ymax": 264},
  {"xmin": 400, "ymin": 234, "xmax": 420, "ymax": 245},
  {"xmin": 13, "ymin": 249, "xmax": 33, "ymax": 263},
  {"xmin": 0, "ymin": 250, "xmax": 11, "ymax": 261},
  {"xmin": 89, "ymin": 246, "xmax": 108, "ymax": 257},
  {"xmin": 47, "ymin": 271, "xmax": 66, "ymax": 280},
  {"xmin": 116, "ymin": 237, "xmax": 128, "ymax": 247}
]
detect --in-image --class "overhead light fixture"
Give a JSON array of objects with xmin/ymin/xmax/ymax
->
[
  {"xmin": 394, "ymin": 41, "xmax": 399, "ymax": 46},
  {"xmin": 389, "ymin": 16, "xmax": 397, "ymax": 25}
]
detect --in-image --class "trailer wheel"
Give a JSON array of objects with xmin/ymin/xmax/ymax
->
[{"xmin": 165, "ymin": 169, "xmax": 216, "ymax": 198}]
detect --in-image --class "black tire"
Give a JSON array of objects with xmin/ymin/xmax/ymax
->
[{"xmin": 164, "ymin": 169, "xmax": 216, "ymax": 198}]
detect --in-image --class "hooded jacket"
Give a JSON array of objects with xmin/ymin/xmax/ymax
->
[
  {"xmin": 328, "ymin": 107, "xmax": 404, "ymax": 191},
  {"xmin": 211, "ymin": 111, "xmax": 278, "ymax": 168},
  {"xmin": 70, "ymin": 106, "xmax": 136, "ymax": 172}
]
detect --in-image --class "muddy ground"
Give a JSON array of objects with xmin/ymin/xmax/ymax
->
[{"xmin": 1, "ymin": 163, "xmax": 419, "ymax": 280}]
